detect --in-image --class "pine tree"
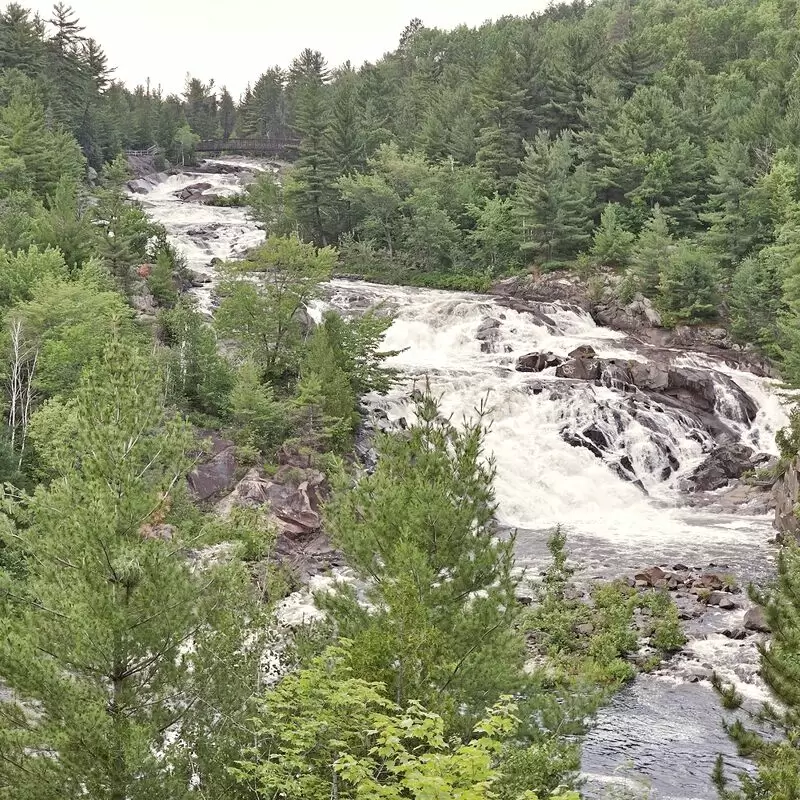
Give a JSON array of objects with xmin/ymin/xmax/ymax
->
[
  {"xmin": 729, "ymin": 253, "xmax": 782, "ymax": 354},
  {"xmin": 33, "ymin": 175, "xmax": 97, "ymax": 270},
  {"xmin": 160, "ymin": 299, "xmax": 234, "ymax": 417},
  {"xmin": 229, "ymin": 361, "xmax": 287, "ymax": 455},
  {"xmin": 631, "ymin": 204, "xmax": 673, "ymax": 297},
  {"xmin": 327, "ymin": 69, "xmax": 365, "ymax": 176},
  {"xmin": 317, "ymin": 388, "xmax": 524, "ymax": 734},
  {"xmin": 592, "ymin": 202, "xmax": 635, "ymax": 267},
  {"xmin": 0, "ymin": 92, "xmax": 84, "ymax": 199},
  {"xmin": 0, "ymin": 337, "xmax": 266, "ymax": 800},
  {"xmin": 285, "ymin": 58, "xmax": 338, "ymax": 246},
  {"xmin": 146, "ymin": 248, "xmax": 177, "ymax": 307},
  {"xmin": 45, "ymin": 2, "xmax": 88, "ymax": 131},
  {"xmin": 657, "ymin": 242, "xmax": 719, "ymax": 324},
  {"xmin": 294, "ymin": 324, "xmax": 357, "ymax": 452},
  {"xmin": 513, "ymin": 131, "xmax": 594, "ymax": 266},
  {"xmin": 402, "ymin": 187, "xmax": 460, "ymax": 269},
  {"xmin": 218, "ymin": 87, "xmax": 236, "ymax": 141},
  {"xmin": 182, "ymin": 76, "xmax": 217, "ymax": 139},
  {"xmin": 467, "ymin": 194, "xmax": 521, "ymax": 272},
  {"xmin": 606, "ymin": 34, "xmax": 658, "ymax": 99},
  {"xmin": 240, "ymin": 68, "xmax": 286, "ymax": 138},
  {"xmin": 475, "ymin": 48, "xmax": 527, "ymax": 196},
  {"xmin": 701, "ymin": 140, "xmax": 758, "ymax": 268},
  {"xmin": 713, "ymin": 543, "xmax": 800, "ymax": 799}
]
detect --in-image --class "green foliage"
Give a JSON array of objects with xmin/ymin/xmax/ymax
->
[
  {"xmin": 159, "ymin": 299, "xmax": 234, "ymax": 418},
  {"xmin": 317, "ymin": 309, "xmax": 398, "ymax": 395},
  {"xmin": 290, "ymin": 370, "xmax": 352, "ymax": 456},
  {"xmin": 23, "ymin": 395, "xmax": 80, "ymax": 483},
  {"xmin": 0, "ymin": 190, "xmax": 42, "ymax": 252},
  {"xmin": 514, "ymin": 131, "xmax": 593, "ymax": 267},
  {"xmin": 402, "ymin": 186, "xmax": 460, "ymax": 270},
  {"xmin": 0, "ymin": 91, "xmax": 84, "ymax": 200},
  {"xmin": 777, "ymin": 407, "xmax": 800, "ymax": 462},
  {"xmin": 0, "ymin": 245, "xmax": 67, "ymax": 307},
  {"xmin": 173, "ymin": 123, "xmax": 200, "ymax": 166},
  {"xmin": 233, "ymin": 647, "xmax": 578, "ymax": 800},
  {"xmin": 526, "ymin": 530, "xmax": 637, "ymax": 694},
  {"xmin": 201, "ymin": 505, "xmax": 278, "ymax": 563},
  {"xmin": 713, "ymin": 543, "xmax": 800, "ymax": 798},
  {"xmin": 592, "ymin": 203, "xmax": 636, "ymax": 268},
  {"xmin": 146, "ymin": 249, "xmax": 178, "ymax": 307},
  {"xmin": 729, "ymin": 253, "xmax": 783, "ymax": 353},
  {"xmin": 298, "ymin": 322, "xmax": 358, "ymax": 447},
  {"xmin": 640, "ymin": 591, "xmax": 686, "ymax": 652},
  {"xmin": 657, "ymin": 243, "xmax": 719, "ymax": 324},
  {"xmin": 285, "ymin": 63, "xmax": 339, "ymax": 246},
  {"xmin": 215, "ymin": 235, "xmax": 335, "ymax": 382},
  {"xmin": 467, "ymin": 194, "xmax": 521, "ymax": 272},
  {"xmin": 229, "ymin": 361, "xmax": 288, "ymax": 456},
  {"xmin": 525, "ymin": 529, "xmax": 685, "ymax": 700},
  {"xmin": 32, "ymin": 176, "xmax": 97, "ymax": 270},
  {"xmin": 245, "ymin": 171, "xmax": 287, "ymax": 232},
  {"xmin": 631, "ymin": 205, "xmax": 673, "ymax": 297},
  {"xmin": 6, "ymin": 276, "xmax": 138, "ymax": 399}
]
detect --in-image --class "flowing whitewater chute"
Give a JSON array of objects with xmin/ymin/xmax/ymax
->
[
  {"xmin": 136, "ymin": 161, "xmax": 788, "ymax": 800},
  {"xmin": 326, "ymin": 279, "xmax": 786, "ymax": 546}
]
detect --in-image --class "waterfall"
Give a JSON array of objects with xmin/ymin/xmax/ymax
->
[{"xmin": 135, "ymin": 161, "xmax": 790, "ymax": 800}]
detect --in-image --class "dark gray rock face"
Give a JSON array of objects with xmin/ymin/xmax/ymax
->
[
  {"xmin": 555, "ymin": 346, "xmax": 602, "ymax": 381},
  {"xmin": 774, "ymin": 456, "xmax": 800, "ymax": 538},
  {"xmin": 681, "ymin": 444, "xmax": 758, "ymax": 492},
  {"xmin": 215, "ymin": 466, "xmax": 342, "ymax": 581},
  {"xmin": 516, "ymin": 352, "xmax": 564, "ymax": 372},
  {"xmin": 188, "ymin": 440, "xmax": 238, "ymax": 501}
]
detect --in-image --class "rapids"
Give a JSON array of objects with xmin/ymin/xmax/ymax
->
[{"xmin": 134, "ymin": 160, "xmax": 790, "ymax": 800}]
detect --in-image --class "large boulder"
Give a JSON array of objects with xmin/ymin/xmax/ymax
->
[
  {"xmin": 664, "ymin": 367, "xmax": 757, "ymax": 421},
  {"xmin": 216, "ymin": 467, "xmax": 338, "ymax": 581},
  {"xmin": 682, "ymin": 443, "xmax": 756, "ymax": 492},
  {"xmin": 628, "ymin": 361, "xmax": 669, "ymax": 392},
  {"xmin": 177, "ymin": 181, "xmax": 212, "ymax": 197},
  {"xmin": 556, "ymin": 345, "xmax": 602, "ymax": 381},
  {"xmin": 216, "ymin": 467, "xmax": 325, "ymax": 536},
  {"xmin": 600, "ymin": 360, "xmax": 633, "ymax": 389},
  {"xmin": 516, "ymin": 352, "xmax": 564, "ymax": 373},
  {"xmin": 594, "ymin": 292, "xmax": 663, "ymax": 332},
  {"xmin": 476, "ymin": 316, "xmax": 501, "ymax": 353},
  {"xmin": 491, "ymin": 274, "xmax": 591, "ymax": 311},
  {"xmin": 476, "ymin": 317, "xmax": 501, "ymax": 339},
  {"xmin": 744, "ymin": 605, "xmax": 771, "ymax": 633},
  {"xmin": 188, "ymin": 441, "xmax": 238, "ymax": 501}
]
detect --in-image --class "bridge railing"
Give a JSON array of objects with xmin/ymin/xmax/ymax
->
[{"xmin": 124, "ymin": 145, "xmax": 160, "ymax": 157}]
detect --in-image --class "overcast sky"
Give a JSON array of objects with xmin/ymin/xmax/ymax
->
[{"xmin": 18, "ymin": 0, "xmax": 549, "ymax": 97}]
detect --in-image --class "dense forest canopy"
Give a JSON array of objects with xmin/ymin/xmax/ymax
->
[{"xmin": 3, "ymin": 0, "xmax": 791, "ymax": 372}]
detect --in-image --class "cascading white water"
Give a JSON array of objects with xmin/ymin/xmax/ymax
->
[
  {"xmin": 331, "ymin": 281, "xmax": 786, "ymax": 554},
  {"xmin": 133, "ymin": 169, "xmax": 267, "ymax": 311},
  {"xmin": 136, "ymin": 162, "xmax": 790, "ymax": 800}
]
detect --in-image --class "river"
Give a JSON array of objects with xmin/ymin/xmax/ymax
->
[{"xmin": 133, "ymin": 160, "xmax": 789, "ymax": 800}]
